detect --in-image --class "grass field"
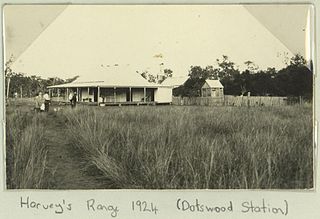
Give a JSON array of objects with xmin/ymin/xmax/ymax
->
[{"xmin": 6, "ymin": 101, "xmax": 313, "ymax": 189}]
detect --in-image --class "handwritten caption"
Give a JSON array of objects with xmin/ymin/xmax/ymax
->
[
  {"xmin": 176, "ymin": 198, "xmax": 288, "ymax": 216},
  {"xmin": 18, "ymin": 196, "xmax": 288, "ymax": 217}
]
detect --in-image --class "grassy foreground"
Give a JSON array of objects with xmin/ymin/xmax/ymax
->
[
  {"xmin": 6, "ymin": 109, "xmax": 48, "ymax": 189},
  {"xmin": 64, "ymin": 105, "xmax": 313, "ymax": 189},
  {"xmin": 6, "ymin": 104, "xmax": 313, "ymax": 189}
]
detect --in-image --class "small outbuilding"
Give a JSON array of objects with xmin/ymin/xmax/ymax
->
[{"xmin": 201, "ymin": 79, "xmax": 224, "ymax": 97}]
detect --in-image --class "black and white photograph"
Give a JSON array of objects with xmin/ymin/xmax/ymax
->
[{"xmin": 4, "ymin": 4, "xmax": 314, "ymax": 190}]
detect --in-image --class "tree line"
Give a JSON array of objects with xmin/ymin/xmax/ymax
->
[
  {"xmin": 173, "ymin": 54, "xmax": 313, "ymax": 99},
  {"xmin": 5, "ymin": 54, "xmax": 312, "ymax": 99},
  {"xmin": 4, "ymin": 56, "xmax": 79, "ymax": 98}
]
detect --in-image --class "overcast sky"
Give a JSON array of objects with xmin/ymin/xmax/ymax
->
[{"xmin": 4, "ymin": 4, "xmax": 312, "ymax": 79}]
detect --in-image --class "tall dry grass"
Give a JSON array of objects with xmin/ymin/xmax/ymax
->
[
  {"xmin": 6, "ymin": 110, "xmax": 48, "ymax": 189},
  {"xmin": 64, "ymin": 105, "xmax": 313, "ymax": 189}
]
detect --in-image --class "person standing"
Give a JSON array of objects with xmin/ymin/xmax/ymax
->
[
  {"xmin": 43, "ymin": 91, "xmax": 51, "ymax": 112},
  {"xmin": 71, "ymin": 91, "xmax": 77, "ymax": 108},
  {"xmin": 69, "ymin": 91, "xmax": 77, "ymax": 108},
  {"xmin": 69, "ymin": 91, "xmax": 74, "ymax": 108},
  {"xmin": 35, "ymin": 92, "xmax": 44, "ymax": 112}
]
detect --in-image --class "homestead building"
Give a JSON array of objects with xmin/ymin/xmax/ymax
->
[{"xmin": 48, "ymin": 65, "xmax": 173, "ymax": 105}]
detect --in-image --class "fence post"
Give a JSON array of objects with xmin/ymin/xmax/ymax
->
[
  {"xmin": 299, "ymin": 96, "xmax": 302, "ymax": 105},
  {"xmin": 259, "ymin": 96, "xmax": 262, "ymax": 106},
  {"xmin": 247, "ymin": 92, "xmax": 250, "ymax": 107}
]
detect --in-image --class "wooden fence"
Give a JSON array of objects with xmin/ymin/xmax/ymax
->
[
  {"xmin": 7, "ymin": 96, "xmax": 307, "ymax": 107},
  {"xmin": 172, "ymin": 95, "xmax": 304, "ymax": 107}
]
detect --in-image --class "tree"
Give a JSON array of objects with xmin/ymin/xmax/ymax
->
[
  {"xmin": 175, "ymin": 77, "xmax": 205, "ymax": 97},
  {"xmin": 244, "ymin": 61, "xmax": 259, "ymax": 73},
  {"xmin": 215, "ymin": 55, "xmax": 239, "ymax": 79},
  {"xmin": 249, "ymin": 71, "xmax": 274, "ymax": 96},
  {"xmin": 265, "ymin": 67, "xmax": 277, "ymax": 75},
  {"xmin": 164, "ymin": 68, "xmax": 173, "ymax": 78},
  {"xmin": 178, "ymin": 57, "xmax": 241, "ymax": 96},
  {"xmin": 199, "ymin": 65, "xmax": 220, "ymax": 80},
  {"xmin": 147, "ymin": 74, "xmax": 157, "ymax": 83},
  {"xmin": 8, "ymin": 73, "xmax": 29, "ymax": 97},
  {"xmin": 137, "ymin": 70, "xmax": 158, "ymax": 83},
  {"xmin": 5, "ymin": 55, "xmax": 14, "ymax": 99},
  {"xmin": 158, "ymin": 68, "xmax": 173, "ymax": 84},
  {"xmin": 137, "ymin": 70, "xmax": 148, "ymax": 80},
  {"xmin": 46, "ymin": 77, "xmax": 65, "ymax": 86},
  {"xmin": 173, "ymin": 66, "xmax": 208, "ymax": 97},
  {"xmin": 65, "ymin": 75, "xmax": 80, "ymax": 83},
  {"xmin": 188, "ymin": 66, "xmax": 209, "ymax": 79},
  {"xmin": 275, "ymin": 64, "xmax": 312, "ymax": 98},
  {"xmin": 138, "ymin": 67, "xmax": 174, "ymax": 84},
  {"xmin": 289, "ymin": 54, "xmax": 307, "ymax": 67},
  {"xmin": 5, "ymin": 66, "xmax": 72, "ymax": 98},
  {"xmin": 273, "ymin": 54, "xmax": 312, "ymax": 98}
]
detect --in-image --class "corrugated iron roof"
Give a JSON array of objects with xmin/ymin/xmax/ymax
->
[
  {"xmin": 161, "ymin": 76, "xmax": 189, "ymax": 87},
  {"xmin": 48, "ymin": 65, "xmax": 172, "ymax": 88},
  {"xmin": 205, "ymin": 79, "xmax": 224, "ymax": 88}
]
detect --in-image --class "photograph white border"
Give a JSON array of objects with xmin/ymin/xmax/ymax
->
[{"xmin": 0, "ymin": 0, "xmax": 319, "ymax": 218}]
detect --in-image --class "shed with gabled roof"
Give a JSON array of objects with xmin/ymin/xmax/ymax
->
[{"xmin": 201, "ymin": 79, "xmax": 224, "ymax": 97}]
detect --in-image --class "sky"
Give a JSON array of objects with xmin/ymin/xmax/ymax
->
[{"xmin": 4, "ymin": 4, "xmax": 312, "ymax": 79}]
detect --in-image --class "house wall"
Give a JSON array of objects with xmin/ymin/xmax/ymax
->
[
  {"xmin": 202, "ymin": 82, "xmax": 211, "ymax": 97},
  {"xmin": 202, "ymin": 82, "xmax": 210, "ymax": 89},
  {"xmin": 115, "ymin": 91, "xmax": 127, "ymax": 102},
  {"xmin": 132, "ymin": 89, "xmax": 144, "ymax": 102},
  {"xmin": 154, "ymin": 87, "xmax": 172, "ymax": 103},
  {"xmin": 210, "ymin": 88, "xmax": 224, "ymax": 97},
  {"xmin": 66, "ymin": 87, "xmax": 166, "ymax": 103},
  {"xmin": 202, "ymin": 88, "xmax": 211, "ymax": 97},
  {"xmin": 102, "ymin": 93, "xmax": 127, "ymax": 102},
  {"xmin": 81, "ymin": 88, "xmax": 94, "ymax": 102},
  {"xmin": 101, "ymin": 88, "xmax": 114, "ymax": 102},
  {"xmin": 100, "ymin": 88, "xmax": 127, "ymax": 102}
]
